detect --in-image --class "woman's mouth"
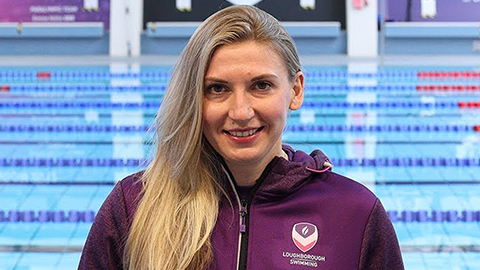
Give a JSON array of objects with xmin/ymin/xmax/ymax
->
[{"xmin": 224, "ymin": 127, "xmax": 263, "ymax": 137}]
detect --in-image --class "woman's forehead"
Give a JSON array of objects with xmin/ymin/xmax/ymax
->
[{"xmin": 205, "ymin": 41, "xmax": 287, "ymax": 77}]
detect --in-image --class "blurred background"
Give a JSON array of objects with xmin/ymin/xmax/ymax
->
[{"xmin": 0, "ymin": 0, "xmax": 479, "ymax": 269}]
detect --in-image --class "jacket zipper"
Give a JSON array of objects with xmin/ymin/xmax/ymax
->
[
  {"xmin": 238, "ymin": 199, "xmax": 249, "ymax": 270},
  {"xmin": 221, "ymin": 160, "xmax": 276, "ymax": 270},
  {"xmin": 229, "ymin": 177, "xmax": 269, "ymax": 270},
  {"xmin": 224, "ymin": 170, "xmax": 250, "ymax": 270},
  {"xmin": 221, "ymin": 166, "xmax": 246, "ymax": 270},
  {"xmin": 239, "ymin": 200, "xmax": 247, "ymax": 233}
]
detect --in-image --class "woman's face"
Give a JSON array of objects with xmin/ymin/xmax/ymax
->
[{"xmin": 203, "ymin": 41, "xmax": 304, "ymax": 169}]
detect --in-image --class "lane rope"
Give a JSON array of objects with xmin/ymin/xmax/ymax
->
[
  {"xmin": 1, "ymin": 101, "xmax": 477, "ymax": 109},
  {"xmin": 0, "ymin": 209, "xmax": 478, "ymax": 223},
  {"xmin": 0, "ymin": 157, "xmax": 478, "ymax": 167},
  {"xmin": 1, "ymin": 124, "xmax": 479, "ymax": 133}
]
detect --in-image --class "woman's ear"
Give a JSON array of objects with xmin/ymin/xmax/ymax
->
[{"xmin": 289, "ymin": 71, "xmax": 304, "ymax": 111}]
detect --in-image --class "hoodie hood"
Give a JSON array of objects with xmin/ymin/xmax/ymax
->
[
  {"xmin": 283, "ymin": 144, "xmax": 332, "ymax": 172},
  {"xmin": 249, "ymin": 145, "xmax": 332, "ymax": 200}
]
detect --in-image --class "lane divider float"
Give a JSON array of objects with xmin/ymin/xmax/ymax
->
[
  {"xmin": 418, "ymin": 71, "xmax": 480, "ymax": 78},
  {"xmin": 388, "ymin": 210, "xmax": 480, "ymax": 222},
  {"xmin": 2, "ymin": 124, "xmax": 478, "ymax": 133},
  {"xmin": 1, "ymin": 101, "xmax": 476, "ymax": 109},
  {"xmin": 1, "ymin": 209, "xmax": 478, "ymax": 223},
  {"xmin": 1, "ymin": 70, "xmax": 480, "ymax": 80},
  {"xmin": 0, "ymin": 157, "xmax": 478, "ymax": 167},
  {"xmin": 0, "ymin": 210, "xmax": 95, "ymax": 222},
  {"xmin": 417, "ymin": 85, "xmax": 480, "ymax": 91}
]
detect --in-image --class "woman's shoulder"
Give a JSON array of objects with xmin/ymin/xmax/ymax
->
[
  {"xmin": 118, "ymin": 171, "xmax": 144, "ymax": 196},
  {"xmin": 325, "ymin": 170, "xmax": 375, "ymax": 194},
  {"xmin": 286, "ymin": 145, "xmax": 378, "ymax": 206},
  {"xmin": 313, "ymin": 170, "xmax": 379, "ymax": 209},
  {"xmin": 78, "ymin": 172, "xmax": 144, "ymax": 269},
  {"xmin": 117, "ymin": 171, "xmax": 145, "ymax": 219}
]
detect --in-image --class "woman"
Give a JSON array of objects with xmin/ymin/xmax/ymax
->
[{"xmin": 79, "ymin": 5, "xmax": 404, "ymax": 270}]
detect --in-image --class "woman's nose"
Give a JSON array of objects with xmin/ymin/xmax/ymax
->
[{"xmin": 228, "ymin": 92, "xmax": 254, "ymax": 123}]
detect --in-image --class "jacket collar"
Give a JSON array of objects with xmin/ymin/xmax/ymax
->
[{"xmin": 219, "ymin": 144, "xmax": 332, "ymax": 200}]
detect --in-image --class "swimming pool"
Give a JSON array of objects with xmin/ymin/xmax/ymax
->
[{"xmin": 1, "ymin": 62, "xmax": 479, "ymax": 269}]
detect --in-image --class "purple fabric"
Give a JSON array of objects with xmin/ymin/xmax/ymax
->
[
  {"xmin": 78, "ymin": 146, "xmax": 404, "ymax": 269},
  {"xmin": 236, "ymin": 185, "xmax": 254, "ymax": 199}
]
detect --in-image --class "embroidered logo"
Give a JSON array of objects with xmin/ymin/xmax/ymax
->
[{"xmin": 292, "ymin": 222, "xmax": 318, "ymax": 253}]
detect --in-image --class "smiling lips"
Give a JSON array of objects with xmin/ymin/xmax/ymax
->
[{"xmin": 225, "ymin": 127, "xmax": 263, "ymax": 137}]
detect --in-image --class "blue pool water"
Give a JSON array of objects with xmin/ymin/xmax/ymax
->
[{"xmin": 0, "ymin": 63, "xmax": 479, "ymax": 269}]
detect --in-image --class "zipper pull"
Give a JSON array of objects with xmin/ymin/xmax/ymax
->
[{"xmin": 239, "ymin": 200, "xmax": 247, "ymax": 233}]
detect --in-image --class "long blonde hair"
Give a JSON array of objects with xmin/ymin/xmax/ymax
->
[{"xmin": 124, "ymin": 5, "xmax": 301, "ymax": 270}]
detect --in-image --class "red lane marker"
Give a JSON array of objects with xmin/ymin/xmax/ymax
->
[
  {"xmin": 0, "ymin": 85, "xmax": 10, "ymax": 92},
  {"xmin": 463, "ymin": 101, "xmax": 480, "ymax": 108},
  {"xmin": 450, "ymin": 72, "xmax": 460, "ymax": 77},
  {"xmin": 37, "ymin": 71, "xmax": 51, "ymax": 81},
  {"xmin": 417, "ymin": 85, "xmax": 480, "ymax": 92},
  {"xmin": 474, "ymin": 125, "xmax": 480, "ymax": 132},
  {"xmin": 458, "ymin": 101, "xmax": 480, "ymax": 108},
  {"xmin": 439, "ymin": 85, "xmax": 450, "ymax": 91},
  {"xmin": 418, "ymin": 71, "xmax": 480, "ymax": 79}
]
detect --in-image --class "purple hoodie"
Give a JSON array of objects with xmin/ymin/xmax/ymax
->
[{"xmin": 79, "ymin": 145, "xmax": 404, "ymax": 269}]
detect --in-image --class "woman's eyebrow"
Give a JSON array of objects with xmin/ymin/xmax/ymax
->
[
  {"xmin": 204, "ymin": 77, "xmax": 228, "ymax": 84},
  {"xmin": 250, "ymin": 74, "xmax": 279, "ymax": 82},
  {"xmin": 204, "ymin": 74, "xmax": 280, "ymax": 84}
]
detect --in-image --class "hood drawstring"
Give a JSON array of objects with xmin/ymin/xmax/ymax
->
[
  {"xmin": 306, "ymin": 158, "xmax": 333, "ymax": 174},
  {"xmin": 323, "ymin": 159, "xmax": 333, "ymax": 169}
]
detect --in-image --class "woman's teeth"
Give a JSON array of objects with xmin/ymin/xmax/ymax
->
[{"xmin": 229, "ymin": 128, "xmax": 258, "ymax": 137}]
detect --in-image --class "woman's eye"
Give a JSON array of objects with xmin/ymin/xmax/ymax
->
[
  {"xmin": 255, "ymin": 82, "xmax": 272, "ymax": 90},
  {"xmin": 207, "ymin": 84, "xmax": 225, "ymax": 94}
]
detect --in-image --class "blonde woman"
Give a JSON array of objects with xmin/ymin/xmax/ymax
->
[{"xmin": 79, "ymin": 5, "xmax": 404, "ymax": 270}]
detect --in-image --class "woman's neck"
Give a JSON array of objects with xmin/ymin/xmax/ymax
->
[{"xmin": 226, "ymin": 151, "xmax": 288, "ymax": 187}]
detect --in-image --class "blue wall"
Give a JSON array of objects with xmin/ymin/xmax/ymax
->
[
  {"xmin": 383, "ymin": 23, "xmax": 480, "ymax": 55},
  {"xmin": 0, "ymin": 22, "xmax": 347, "ymax": 56},
  {"xmin": 1, "ymin": 22, "xmax": 479, "ymax": 56},
  {"xmin": 0, "ymin": 23, "xmax": 108, "ymax": 55},
  {"xmin": 141, "ymin": 22, "xmax": 346, "ymax": 55}
]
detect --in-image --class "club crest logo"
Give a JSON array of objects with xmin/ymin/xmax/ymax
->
[{"xmin": 292, "ymin": 222, "xmax": 318, "ymax": 253}]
